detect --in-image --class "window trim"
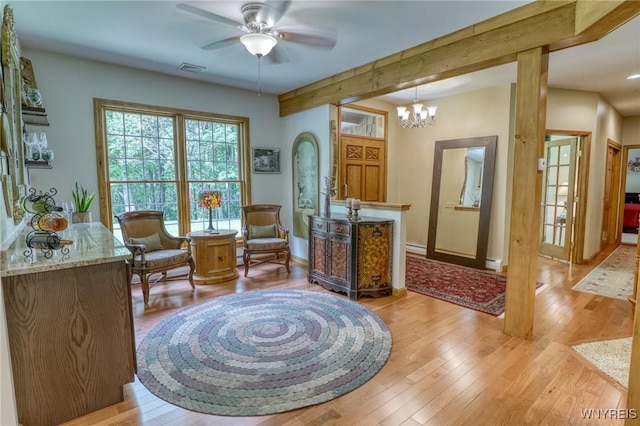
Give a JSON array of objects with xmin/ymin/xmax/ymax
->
[{"xmin": 93, "ymin": 98, "xmax": 252, "ymax": 233}]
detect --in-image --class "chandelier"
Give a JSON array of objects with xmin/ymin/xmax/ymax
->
[{"xmin": 396, "ymin": 87, "xmax": 437, "ymax": 128}]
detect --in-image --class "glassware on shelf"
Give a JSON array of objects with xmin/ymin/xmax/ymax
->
[
  {"xmin": 23, "ymin": 132, "xmax": 48, "ymax": 161},
  {"xmin": 41, "ymin": 149, "xmax": 54, "ymax": 161},
  {"xmin": 62, "ymin": 201, "xmax": 73, "ymax": 222},
  {"xmin": 23, "ymin": 133, "xmax": 37, "ymax": 160},
  {"xmin": 31, "ymin": 132, "xmax": 47, "ymax": 161}
]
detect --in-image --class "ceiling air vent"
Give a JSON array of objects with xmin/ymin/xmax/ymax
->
[{"xmin": 178, "ymin": 63, "xmax": 206, "ymax": 74}]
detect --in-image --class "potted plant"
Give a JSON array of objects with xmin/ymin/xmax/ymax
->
[{"xmin": 71, "ymin": 182, "xmax": 95, "ymax": 224}]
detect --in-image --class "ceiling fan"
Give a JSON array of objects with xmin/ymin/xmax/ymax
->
[{"xmin": 176, "ymin": 1, "xmax": 337, "ymax": 63}]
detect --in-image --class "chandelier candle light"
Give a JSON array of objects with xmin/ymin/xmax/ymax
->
[
  {"xmin": 199, "ymin": 190, "xmax": 222, "ymax": 233},
  {"xmin": 397, "ymin": 87, "xmax": 437, "ymax": 129}
]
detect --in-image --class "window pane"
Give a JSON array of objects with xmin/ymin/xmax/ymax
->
[
  {"xmin": 189, "ymin": 181, "xmax": 242, "ymax": 233},
  {"xmin": 186, "ymin": 119, "xmax": 240, "ymax": 183},
  {"xmin": 341, "ymin": 107, "xmax": 385, "ymax": 138},
  {"xmin": 100, "ymin": 102, "xmax": 247, "ymax": 236}
]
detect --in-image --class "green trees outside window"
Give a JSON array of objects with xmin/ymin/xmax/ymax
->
[{"xmin": 95, "ymin": 99, "xmax": 250, "ymax": 239}]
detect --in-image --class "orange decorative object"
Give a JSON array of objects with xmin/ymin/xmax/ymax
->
[{"xmin": 198, "ymin": 190, "xmax": 222, "ymax": 209}]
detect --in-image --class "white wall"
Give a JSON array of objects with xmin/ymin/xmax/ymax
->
[
  {"xmin": 623, "ymin": 116, "xmax": 640, "ymax": 146},
  {"xmin": 281, "ymin": 105, "xmax": 331, "ymax": 260},
  {"xmin": 22, "ymin": 48, "xmax": 285, "ymax": 214}
]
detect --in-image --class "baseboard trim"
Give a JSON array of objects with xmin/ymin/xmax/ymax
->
[
  {"xmin": 406, "ymin": 243, "xmax": 427, "ymax": 256},
  {"xmin": 393, "ymin": 287, "xmax": 408, "ymax": 297}
]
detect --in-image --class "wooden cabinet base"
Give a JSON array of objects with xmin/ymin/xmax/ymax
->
[
  {"xmin": 3, "ymin": 261, "xmax": 135, "ymax": 426},
  {"xmin": 189, "ymin": 230, "xmax": 239, "ymax": 285}
]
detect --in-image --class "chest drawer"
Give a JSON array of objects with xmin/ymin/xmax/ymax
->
[
  {"xmin": 330, "ymin": 222, "xmax": 350, "ymax": 236},
  {"xmin": 311, "ymin": 219, "xmax": 328, "ymax": 232}
]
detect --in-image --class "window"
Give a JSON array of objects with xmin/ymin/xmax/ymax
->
[{"xmin": 94, "ymin": 99, "xmax": 251, "ymax": 241}]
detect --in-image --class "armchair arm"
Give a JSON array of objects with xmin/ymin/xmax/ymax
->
[
  {"xmin": 123, "ymin": 241, "xmax": 147, "ymax": 265},
  {"xmin": 170, "ymin": 236, "xmax": 192, "ymax": 254},
  {"xmin": 277, "ymin": 224, "xmax": 289, "ymax": 240}
]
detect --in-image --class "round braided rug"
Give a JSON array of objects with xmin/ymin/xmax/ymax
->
[{"xmin": 137, "ymin": 289, "xmax": 392, "ymax": 416}]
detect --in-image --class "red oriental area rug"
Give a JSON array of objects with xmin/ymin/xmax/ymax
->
[{"xmin": 405, "ymin": 256, "xmax": 543, "ymax": 317}]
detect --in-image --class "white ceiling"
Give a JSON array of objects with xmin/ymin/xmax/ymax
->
[{"xmin": 8, "ymin": 1, "xmax": 640, "ymax": 116}]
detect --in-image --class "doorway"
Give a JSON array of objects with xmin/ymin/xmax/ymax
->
[
  {"xmin": 539, "ymin": 131, "xmax": 590, "ymax": 263},
  {"xmin": 620, "ymin": 145, "xmax": 640, "ymax": 245},
  {"xmin": 338, "ymin": 105, "xmax": 388, "ymax": 201}
]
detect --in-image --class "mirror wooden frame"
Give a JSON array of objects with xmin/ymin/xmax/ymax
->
[
  {"xmin": 1, "ymin": 5, "xmax": 26, "ymax": 223},
  {"xmin": 427, "ymin": 135, "xmax": 497, "ymax": 269}
]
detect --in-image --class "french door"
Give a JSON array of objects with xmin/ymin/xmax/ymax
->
[{"xmin": 540, "ymin": 136, "xmax": 577, "ymax": 260}]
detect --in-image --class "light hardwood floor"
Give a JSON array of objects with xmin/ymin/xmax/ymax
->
[{"xmin": 61, "ymin": 246, "xmax": 635, "ymax": 425}]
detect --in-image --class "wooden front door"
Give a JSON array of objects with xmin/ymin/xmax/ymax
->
[{"xmin": 339, "ymin": 135, "xmax": 386, "ymax": 202}]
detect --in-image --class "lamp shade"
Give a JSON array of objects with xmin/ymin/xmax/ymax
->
[{"xmin": 240, "ymin": 33, "xmax": 277, "ymax": 57}]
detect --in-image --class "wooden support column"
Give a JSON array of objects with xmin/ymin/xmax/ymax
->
[{"xmin": 503, "ymin": 47, "xmax": 548, "ymax": 340}]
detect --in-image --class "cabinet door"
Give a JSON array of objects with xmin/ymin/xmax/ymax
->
[
  {"xmin": 328, "ymin": 235, "xmax": 351, "ymax": 283},
  {"xmin": 206, "ymin": 238, "xmax": 235, "ymax": 274},
  {"xmin": 356, "ymin": 222, "xmax": 393, "ymax": 289},
  {"xmin": 310, "ymin": 231, "xmax": 328, "ymax": 275}
]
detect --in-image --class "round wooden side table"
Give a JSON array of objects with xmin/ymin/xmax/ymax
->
[{"xmin": 188, "ymin": 229, "xmax": 238, "ymax": 285}]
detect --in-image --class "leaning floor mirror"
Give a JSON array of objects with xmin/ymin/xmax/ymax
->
[{"xmin": 427, "ymin": 135, "xmax": 497, "ymax": 269}]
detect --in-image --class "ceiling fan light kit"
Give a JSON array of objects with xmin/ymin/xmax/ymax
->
[
  {"xmin": 178, "ymin": 1, "xmax": 337, "ymax": 94},
  {"xmin": 397, "ymin": 87, "xmax": 437, "ymax": 128},
  {"xmin": 240, "ymin": 33, "xmax": 277, "ymax": 57}
]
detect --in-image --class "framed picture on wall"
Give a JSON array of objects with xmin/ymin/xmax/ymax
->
[{"xmin": 252, "ymin": 147, "xmax": 280, "ymax": 174}]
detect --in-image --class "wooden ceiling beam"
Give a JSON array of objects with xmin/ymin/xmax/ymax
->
[{"xmin": 278, "ymin": 0, "xmax": 640, "ymax": 117}]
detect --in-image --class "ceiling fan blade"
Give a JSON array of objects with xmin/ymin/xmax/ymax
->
[
  {"xmin": 256, "ymin": 1, "xmax": 291, "ymax": 27},
  {"xmin": 176, "ymin": 3, "xmax": 243, "ymax": 29},
  {"xmin": 277, "ymin": 28, "xmax": 337, "ymax": 49},
  {"xmin": 201, "ymin": 36, "xmax": 241, "ymax": 51}
]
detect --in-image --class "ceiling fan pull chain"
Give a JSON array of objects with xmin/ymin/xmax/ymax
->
[{"xmin": 257, "ymin": 56, "xmax": 262, "ymax": 96}]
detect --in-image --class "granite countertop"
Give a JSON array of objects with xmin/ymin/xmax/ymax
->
[{"xmin": 0, "ymin": 222, "xmax": 130, "ymax": 277}]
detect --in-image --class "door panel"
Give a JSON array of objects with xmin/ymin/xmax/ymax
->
[
  {"xmin": 340, "ymin": 135, "xmax": 386, "ymax": 201},
  {"xmin": 540, "ymin": 137, "xmax": 577, "ymax": 260},
  {"xmin": 346, "ymin": 164, "xmax": 362, "ymax": 199},
  {"xmin": 365, "ymin": 165, "xmax": 380, "ymax": 201}
]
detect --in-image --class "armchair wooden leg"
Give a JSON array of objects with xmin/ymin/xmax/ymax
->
[
  {"xmin": 285, "ymin": 249, "xmax": 290, "ymax": 273},
  {"xmin": 188, "ymin": 258, "xmax": 195, "ymax": 289},
  {"xmin": 141, "ymin": 274, "xmax": 150, "ymax": 307},
  {"xmin": 244, "ymin": 252, "xmax": 250, "ymax": 277}
]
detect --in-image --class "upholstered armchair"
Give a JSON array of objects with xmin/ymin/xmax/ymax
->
[
  {"xmin": 241, "ymin": 204, "xmax": 291, "ymax": 277},
  {"xmin": 115, "ymin": 210, "xmax": 195, "ymax": 306}
]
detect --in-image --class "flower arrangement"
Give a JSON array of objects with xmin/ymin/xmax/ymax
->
[{"xmin": 198, "ymin": 190, "xmax": 222, "ymax": 209}]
